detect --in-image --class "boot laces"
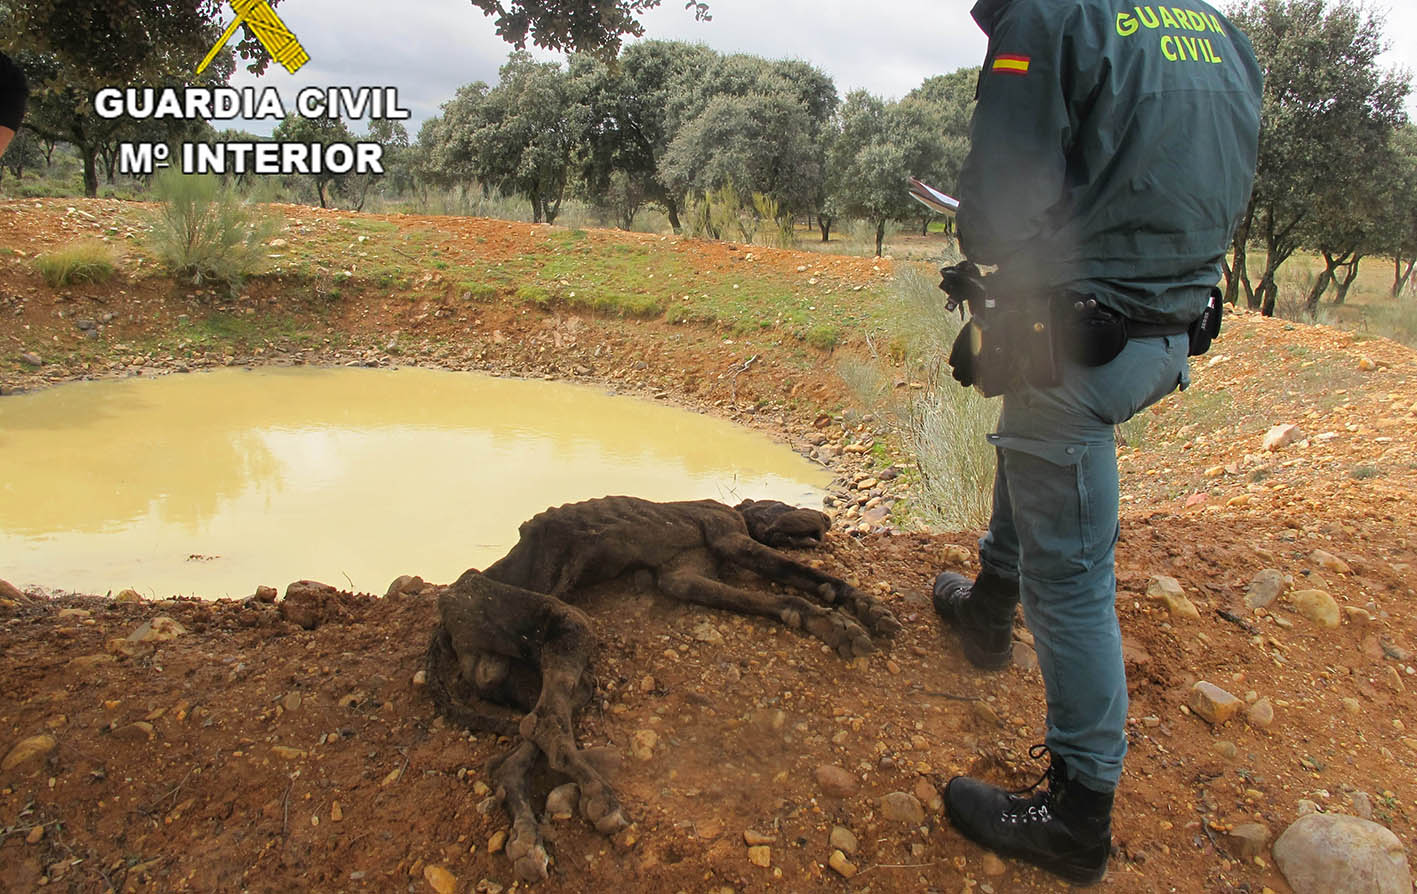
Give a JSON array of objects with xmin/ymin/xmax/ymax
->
[{"xmin": 1000, "ymin": 744, "xmax": 1059, "ymax": 825}]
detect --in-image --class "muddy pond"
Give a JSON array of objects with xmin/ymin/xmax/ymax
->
[{"xmin": 1, "ymin": 366, "xmax": 830, "ymax": 599}]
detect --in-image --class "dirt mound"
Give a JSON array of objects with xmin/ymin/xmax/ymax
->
[{"xmin": 3, "ymin": 199, "xmax": 1417, "ymax": 892}]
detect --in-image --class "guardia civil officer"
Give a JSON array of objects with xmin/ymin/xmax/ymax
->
[
  {"xmin": 931, "ymin": 0, "xmax": 1261, "ymax": 883},
  {"xmin": 0, "ymin": 51, "xmax": 27, "ymax": 160}
]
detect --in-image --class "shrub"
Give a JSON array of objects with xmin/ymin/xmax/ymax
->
[
  {"xmin": 838, "ymin": 264, "xmax": 997, "ymax": 530},
  {"xmin": 147, "ymin": 170, "xmax": 275, "ymax": 293},
  {"xmin": 34, "ymin": 240, "xmax": 118, "ymax": 286}
]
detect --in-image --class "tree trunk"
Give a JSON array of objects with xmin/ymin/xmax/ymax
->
[
  {"xmin": 1305, "ymin": 250, "xmax": 1346, "ymax": 315},
  {"xmin": 1332, "ymin": 254, "xmax": 1362, "ymax": 305},
  {"xmin": 1227, "ymin": 200, "xmax": 1255, "ymax": 307},
  {"xmin": 1393, "ymin": 257, "xmax": 1415, "ymax": 298},
  {"xmin": 920, "ymin": 215, "xmax": 930, "ymax": 236},
  {"xmin": 874, "ymin": 219, "xmax": 886, "ymax": 258},
  {"xmin": 81, "ymin": 144, "xmax": 99, "ymax": 198},
  {"xmin": 818, "ymin": 214, "xmax": 832, "ymax": 243},
  {"xmin": 664, "ymin": 197, "xmax": 682, "ymax": 234},
  {"xmin": 531, "ymin": 195, "xmax": 543, "ymax": 224}
]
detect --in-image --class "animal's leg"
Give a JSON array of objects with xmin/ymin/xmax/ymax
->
[
  {"xmin": 517, "ymin": 603, "xmax": 628, "ymax": 836},
  {"xmin": 491, "ymin": 739, "xmax": 550, "ymax": 883},
  {"xmin": 657, "ymin": 567, "xmax": 875, "ymax": 657},
  {"xmin": 708, "ymin": 533, "xmax": 902, "ymax": 637}
]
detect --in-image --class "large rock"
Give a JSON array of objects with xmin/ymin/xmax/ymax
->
[
  {"xmin": 880, "ymin": 792, "xmax": 925, "ymax": 824},
  {"xmin": 1290, "ymin": 590, "xmax": 1340, "ymax": 628},
  {"xmin": 1262, "ymin": 423, "xmax": 1304, "ymax": 451},
  {"xmin": 1245, "ymin": 569, "xmax": 1286, "ymax": 609},
  {"xmin": 1273, "ymin": 814, "xmax": 1411, "ymax": 894},
  {"xmin": 3, "ymin": 734, "xmax": 58, "ymax": 772},
  {"xmin": 814, "ymin": 764, "xmax": 858, "ymax": 798},
  {"xmin": 279, "ymin": 580, "xmax": 342, "ymax": 629},
  {"xmin": 128, "ymin": 616, "xmax": 187, "ymax": 643},
  {"xmin": 1189, "ymin": 681, "xmax": 1243, "ymax": 724},
  {"xmin": 1148, "ymin": 575, "xmax": 1200, "ymax": 620}
]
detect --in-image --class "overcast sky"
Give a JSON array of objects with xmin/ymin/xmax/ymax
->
[{"xmin": 229, "ymin": 0, "xmax": 1417, "ymax": 137}]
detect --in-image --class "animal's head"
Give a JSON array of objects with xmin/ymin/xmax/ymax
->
[{"xmin": 734, "ymin": 499, "xmax": 831, "ymax": 549}]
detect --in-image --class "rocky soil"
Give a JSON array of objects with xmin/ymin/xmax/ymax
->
[{"xmin": 3, "ymin": 198, "xmax": 1417, "ymax": 893}]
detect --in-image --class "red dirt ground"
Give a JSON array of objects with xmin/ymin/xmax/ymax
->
[{"xmin": 2, "ymin": 198, "xmax": 1416, "ymax": 893}]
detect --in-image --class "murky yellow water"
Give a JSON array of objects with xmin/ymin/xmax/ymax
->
[{"xmin": 1, "ymin": 366, "xmax": 829, "ymax": 599}]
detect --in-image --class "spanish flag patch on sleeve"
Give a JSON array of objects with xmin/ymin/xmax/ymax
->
[{"xmin": 991, "ymin": 54, "xmax": 1031, "ymax": 76}]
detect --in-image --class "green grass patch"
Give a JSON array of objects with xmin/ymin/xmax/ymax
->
[{"xmin": 34, "ymin": 240, "xmax": 119, "ymax": 286}]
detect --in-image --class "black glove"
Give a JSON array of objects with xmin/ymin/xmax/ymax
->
[
  {"xmin": 947, "ymin": 320, "xmax": 979, "ymax": 388},
  {"xmin": 938, "ymin": 260, "xmax": 987, "ymax": 314}
]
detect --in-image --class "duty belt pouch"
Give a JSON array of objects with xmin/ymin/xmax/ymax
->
[
  {"xmin": 969, "ymin": 298, "xmax": 1060, "ymax": 397},
  {"xmin": 1187, "ymin": 287, "xmax": 1224, "ymax": 356},
  {"xmin": 1057, "ymin": 297, "xmax": 1128, "ymax": 367}
]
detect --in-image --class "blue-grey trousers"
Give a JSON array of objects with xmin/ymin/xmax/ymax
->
[{"xmin": 977, "ymin": 333, "xmax": 1191, "ymax": 792}]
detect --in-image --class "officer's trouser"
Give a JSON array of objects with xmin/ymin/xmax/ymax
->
[{"xmin": 977, "ymin": 333, "xmax": 1191, "ymax": 792}]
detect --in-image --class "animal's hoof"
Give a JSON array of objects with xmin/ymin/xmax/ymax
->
[
  {"xmin": 512, "ymin": 850, "xmax": 550, "ymax": 883},
  {"xmin": 871, "ymin": 608, "xmax": 903, "ymax": 638},
  {"xmin": 593, "ymin": 806, "xmax": 629, "ymax": 835},
  {"xmin": 581, "ymin": 784, "xmax": 629, "ymax": 835},
  {"xmin": 507, "ymin": 824, "xmax": 550, "ymax": 882}
]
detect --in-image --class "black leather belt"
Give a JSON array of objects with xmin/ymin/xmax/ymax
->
[{"xmin": 1124, "ymin": 318, "xmax": 1192, "ymax": 338}]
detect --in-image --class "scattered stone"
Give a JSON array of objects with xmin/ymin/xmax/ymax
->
[
  {"xmin": 26, "ymin": 826, "xmax": 44, "ymax": 844},
  {"xmin": 423, "ymin": 864, "xmax": 458, "ymax": 894},
  {"xmin": 271, "ymin": 745, "xmax": 307, "ymax": 760},
  {"xmin": 1349, "ymin": 790, "xmax": 1375, "ymax": 820},
  {"xmin": 940, "ymin": 544, "xmax": 972, "ymax": 565},
  {"xmin": 1148, "ymin": 575, "xmax": 1200, "ymax": 620},
  {"xmin": 814, "ymin": 764, "xmax": 858, "ymax": 797},
  {"xmin": 630, "ymin": 729, "xmax": 658, "ymax": 761},
  {"xmin": 1290, "ymin": 590, "xmax": 1341, "ymax": 628},
  {"xmin": 743, "ymin": 829, "xmax": 775, "ymax": 846},
  {"xmin": 1214, "ymin": 740, "xmax": 1238, "ymax": 760},
  {"xmin": 1273, "ymin": 814, "xmax": 1411, "ymax": 894},
  {"xmin": 828, "ymin": 849, "xmax": 858, "ymax": 879},
  {"xmin": 331, "ymin": 802, "xmax": 343, "ymax": 822},
  {"xmin": 113, "ymin": 721, "xmax": 155, "ymax": 741},
  {"xmin": 114, "ymin": 588, "xmax": 143, "ymax": 604},
  {"xmin": 1296, "ymin": 799, "xmax": 1321, "ymax": 817},
  {"xmin": 127, "ymin": 616, "xmax": 186, "ymax": 643},
  {"xmin": 385, "ymin": 575, "xmax": 425, "ymax": 599},
  {"xmin": 0, "ymin": 579, "xmax": 23, "ymax": 601},
  {"xmin": 1263, "ymin": 423, "xmax": 1304, "ymax": 451},
  {"xmin": 981, "ymin": 853, "xmax": 1007, "ymax": 876},
  {"xmin": 488, "ymin": 830, "xmax": 506, "ymax": 853},
  {"xmin": 1011, "ymin": 641, "xmax": 1039, "ymax": 671},
  {"xmin": 251, "ymin": 585, "xmax": 278, "ymax": 603},
  {"xmin": 2, "ymin": 734, "xmax": 58, "ymax": 772},
  {"xmin": 1247, "ymin": 697, "xmax": 1275, "ymax": 730},
  {"xmin": 829, "ymin": 826, "xmax": 858, "ymax": 856},
  {"xmin": 1189, "ymin": 681, "xmax": 1243, "ymax": 724},
  {"xmin": 1222, "ymin": 822, "xmax": 1271, "ymax": 858},
  {"xmin": 692, "ymin": 622, "xmax": 724, "ymax": 644},
  {"xmin": 880, "ymin": 791, "xmax": 925, "ymax": 824},
  {"xmin": 1245, "ymin": 569, "xmax": 1286, "ymax": 610},
  {"xmin": 747, "ymin": 845, "xmax": 771, "ymax": 867},
  {"xmin": 1310, "ymin": 549, "xmax": 1351, "ymax": 575},
  {"xmin": 913, "ymin": 777, "xmax": 943, "ymax": 812},
  {"xmin": 971, "ymin": 701, "xmax": 1003, "ymax": 728},
  {"xmin": 19, "ymin": 352, "xmax": 42, "ymax": 367}
]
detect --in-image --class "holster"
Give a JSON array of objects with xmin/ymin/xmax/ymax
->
[{"xmin": 948, "ymin": 295, "xmax": 1059, "ymax": 398}]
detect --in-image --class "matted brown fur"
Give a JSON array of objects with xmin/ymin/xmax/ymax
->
[{"xmin": 425, "ymin": 495, "xmax": 900, "ymax": 882}]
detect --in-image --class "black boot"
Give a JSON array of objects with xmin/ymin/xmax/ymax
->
[
  {"xmin": 932, "ymin": 568, "xmax": 1018, "ymax": 669},
  {"xmin": 944, "ymin": 748, "xmax": 1114, "ymax": 886}
]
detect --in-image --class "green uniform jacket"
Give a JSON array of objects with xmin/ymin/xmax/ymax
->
[{"xmin": 958, "ymin": 0, "xmax": 1263, "ymax": 325}]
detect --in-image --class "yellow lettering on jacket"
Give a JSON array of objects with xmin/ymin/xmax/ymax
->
[
  {"xmin": 1135, "ymin": 6, "xmax": 1161, "ymax": 29},
  {"xmin": 1161, "ymin": 34, "xmax": 1179, "ymax": 61},
  {"xmin": 1117, "ymin": 11, "xmax": 1139, "ymax": 36},
  {"xmin": 1158, "ymin": 6, "xmax": 1180, "ymax": 28}
]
